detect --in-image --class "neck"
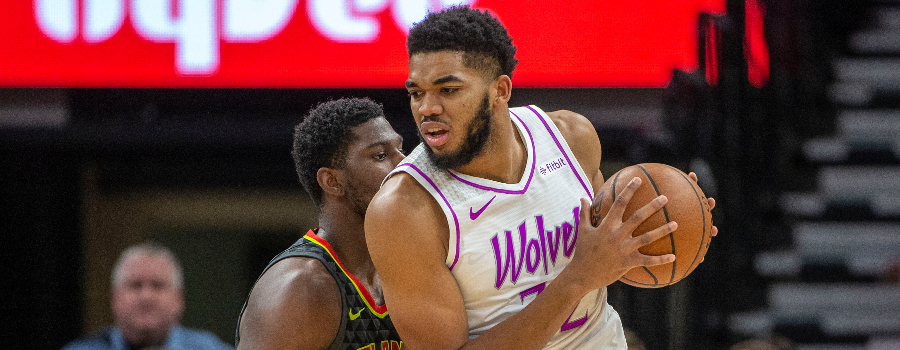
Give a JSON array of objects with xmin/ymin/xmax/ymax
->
[
  {"xmin": 118, "ymin": 325, "xmax": 170, "ymax": 349},
  {"xmin": 457, "ymin": 108, "xmax": 526, "ymax": 184},
  {"xmin": 315, "ymin": 205, "xmax": 375, "ymax": 282}
]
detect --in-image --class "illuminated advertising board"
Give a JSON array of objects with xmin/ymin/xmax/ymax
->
[{"xmin": 1, "ymin": 0, "xmax": 725, "ymax": 87}]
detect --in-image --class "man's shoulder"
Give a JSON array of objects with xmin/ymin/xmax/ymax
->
[
  {"xmin": 261, "ymin": 254, "xmax": 336, "ymax": 289},
  {"xmin": 509, "ymin": 105, "xmax": 591, "ymax": 139},
  {"xmin": 540, "ymin": 108, "xmax": 599, "ymax": 151},
  {"xmin": 172, "ymin": 325, "xmax": 235, "ymax": 350},
  {"xmin": 61, "ymin": 327, "xmax": 114, "ymax": 350},
  {"xmin": 244, "ymin": 255, "xmax": 340, "ymax": 321},
  {"xmin": 370, "ymin": 173, "xmax": 440, "ymax": 231},
  {"xmin": 61, "ymin": 337, "xmax": 110, "ymax": 350},
  {"xmin": 245, "ymin": 235, "xmax": 336, "ymax": 303},
  {"xmin": 545, "ymin": 109, "xmax": 591, "ymax": 133}
]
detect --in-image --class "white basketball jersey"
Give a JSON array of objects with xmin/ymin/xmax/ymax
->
[{"xmin": 388, "ymin": 105, "xmax": 626, "ymax": 349}]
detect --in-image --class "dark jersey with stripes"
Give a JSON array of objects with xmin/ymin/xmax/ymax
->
[{"xmin": 236, "ymin": 229, "xmax": 402, "ymax": 350}]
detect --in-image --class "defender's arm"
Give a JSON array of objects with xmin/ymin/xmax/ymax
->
[{"xmin": 237, "ymin": 258, "xmax": 341, "ymax": 350}]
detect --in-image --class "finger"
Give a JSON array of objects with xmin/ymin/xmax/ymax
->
[
  {"xmin": 710, "ymin": 225, "xmax": 718, "ymax": 237},
  {"xmin": 633, "ymin": 221, "xmax": 678, "ymax": 250},
  {"xmin": 707, "ymin": 197, "xmax": 716, "ymax": 210},
  {"xmin": 688, "ymin": 172, "xmax": 698, "ymax": 182},
  {"xmin": 623, "ymin": 195, "xmax": 668, "ymax": 230},
  {"xmin": 638, "ymin": 253, "xmax": 676, "ymax": 267},
  {"xmin": 606, "ymin": 177, "xmax": 642, "ymax": 222},
  {"xmin": 579, "ymin": 197, "xmax": 593, "ymax": 227}
]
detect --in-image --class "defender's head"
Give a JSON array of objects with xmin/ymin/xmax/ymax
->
[{"xmin": 291, "ymin": 98, "xmax": 403, "ymax": 213}]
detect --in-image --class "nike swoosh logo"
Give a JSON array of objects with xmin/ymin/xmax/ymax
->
[
  {"xmin": 470, "ymin": 195, "xmax": 497, "ymax": 220},
  {"xmin": 349, "ymin": 308, "xmax": 364, "ymax": 321}
]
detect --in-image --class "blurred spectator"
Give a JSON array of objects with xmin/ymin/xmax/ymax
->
[{"xmin": 61, "ymin": 242, "xmax": 233, "ymax": 350}]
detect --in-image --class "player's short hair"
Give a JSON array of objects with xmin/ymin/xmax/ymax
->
[
  {"xmin": 111, "ymin": 241, "xmax": 183, "ymax": 288},
  {"xmin": 407, "ymin": 5, "xmax": 518, "ymax": 80},
  {"xmin": 291, "ymin": 98, "xmax": 385, "ymax": 207}
]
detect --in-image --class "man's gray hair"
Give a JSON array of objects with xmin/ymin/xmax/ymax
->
[{"xmin": 111, "ymin": 241, "xmax": 184, "ymax": 289}]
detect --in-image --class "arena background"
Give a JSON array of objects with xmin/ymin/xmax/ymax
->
[{"xmin": 3, "ymin": 0, "xmax": 898, "ymax": 349}]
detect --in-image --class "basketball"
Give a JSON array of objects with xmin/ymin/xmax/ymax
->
[{"xmin": 590, "ymin": 163, "xmax": 713, "ymax": 288}]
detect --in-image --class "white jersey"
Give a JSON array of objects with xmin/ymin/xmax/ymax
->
[{"xmin": 388, "ymin": 105, "xmax": 626, "ymax": 349}]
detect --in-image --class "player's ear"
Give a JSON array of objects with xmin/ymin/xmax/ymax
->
[
  {"xmin": 493, "ymin": 75, "xmax": 512, "ymax": 104},
  {"xmin": 316, "ymin": 167, "xmax": 345, "ymax": 197}
]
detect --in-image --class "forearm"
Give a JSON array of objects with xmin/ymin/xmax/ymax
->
[{"xmin": 460, "ymin": 271, "xmax": 591, "ymax": 350}]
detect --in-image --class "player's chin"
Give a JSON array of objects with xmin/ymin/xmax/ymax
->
[{"xmin": 425, "ymin": 141, "xmax": 454, "ymax": 155}]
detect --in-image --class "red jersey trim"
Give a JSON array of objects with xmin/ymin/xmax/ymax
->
[{"xmin": 303, "ymin": 230, "xmax": 389, "ymax": 318}]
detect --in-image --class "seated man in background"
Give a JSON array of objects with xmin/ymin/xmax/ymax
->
[{"xmin": 62, "ymin": 242, "xmax": 234, "ymax": 350}]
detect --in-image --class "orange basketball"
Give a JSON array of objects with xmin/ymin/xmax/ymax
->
[{"xmin": 590, "ymin": 163, "xmax": 713, "ymax": 288}]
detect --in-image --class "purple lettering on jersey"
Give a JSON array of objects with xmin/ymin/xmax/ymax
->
[
  {"xmin": 562, "ymin": 222, "xmax": 574, "ymax": 258},
  {"xmin": 518, "ymin": 281, "xmax": 587, "ymax": 333},
  {"xmin": 536, "ymin": 217, "xmax": 549, "ymax": 275},
  {"xmin": 518, "ymin": 282, "xmax": 546, "ymax": 303},
  {"xmin": 546, "ymin": 223, "xmax": 562, "ymax": 266},
  {"xmin": 560, "ymin": 306, "xmax": 588, "ymax": 332},
  {"xmin": 512, "ymin": 222, "xmax": 529, "ymax": 284},
  {"xmin": 544, "ymin": 157, "xmax": 568, "ymax": 174},
  {"xmin": 563, "ymin": 207, "xmax": 580, "ymax": 258},
  {"xmin": 491, "ymin": 223, "xmax": 529, "ymax": 289},
  {"xmin": 525, "ymin": 237, "xmax": 542, "ymax": 274},
  {"xmin": 492, "ymin": 207, "xmax": 581, "ymax": 289}
]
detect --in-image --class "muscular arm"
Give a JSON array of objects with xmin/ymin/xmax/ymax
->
[
  {"xmin": 237, "ymin": 258, "xmax": 341, "ymax": 350},
  {"xmin": 546, "ymin": 110, "xmax": 604, "ymax": 194},
  {"xmin": 367, "ymin": 110, "xmax": 676, "ymax": 350},
  {"xmin": 365, "ymin": 175, "xmax": 592, "ymax": 350}
]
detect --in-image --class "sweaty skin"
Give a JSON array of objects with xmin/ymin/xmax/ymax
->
[
  {"xmin": 238, "ymin": 117, "xmax": 405, "ymax": 350},
  {"xmin": 365, "ymin": 51, "xmax": 712, "ymax": 350}
]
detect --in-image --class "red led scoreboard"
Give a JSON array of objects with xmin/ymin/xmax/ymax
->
[{"xmin": 1, "ymin": 0, "xmax": 725, "ymax": 88}]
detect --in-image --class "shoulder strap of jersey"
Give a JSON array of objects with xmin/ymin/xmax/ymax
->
[{"xmin": 234, "ymin": 230, "xmax": 349, "ymax": 349}]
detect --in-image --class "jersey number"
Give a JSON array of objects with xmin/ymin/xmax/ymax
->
[{"xmin": 519, "ymin": 282, "xmax": 587, "ymax": 332}]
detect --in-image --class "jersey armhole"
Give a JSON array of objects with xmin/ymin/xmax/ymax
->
[
  {"xmin": 524, "ymin": 105, "xmax": 594, "ymax": 200},
  {"xmin": 393, "ymin": 163, "xmax": 462, "ymax": 271}
]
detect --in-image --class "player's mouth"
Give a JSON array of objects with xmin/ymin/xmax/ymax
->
[{"xmin": 421, "ymin": 121, "xmax": 450, "ymax": 148}]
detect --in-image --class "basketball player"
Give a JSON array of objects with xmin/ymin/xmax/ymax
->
[
  {"xmin": 236, "ymin": 98, "xmax": 405, "ymax": 350},
  {"xmin": 365, "ymin": 6, "xmax": 717, "ymax": 349}
]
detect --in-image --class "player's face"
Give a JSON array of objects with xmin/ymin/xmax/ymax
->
[
  {"xmin": 341, "ymin": 117, "xmax": 405, "ymax": 216},
  {"xmin": 111, "ymin": 254, "xmax": 183, "ymax": 344},
  {"xmin": 407, "ymin": 51, "xmax": 495, "ymax": 169}
]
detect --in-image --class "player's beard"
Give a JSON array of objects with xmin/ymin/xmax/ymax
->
[
  {"xmin": 345, "ymin": 180, "xmax": 372, "ymax": 218},
  {"xmin": 421, "ymin": 93, "xmax": 493, "ymax": 171}
]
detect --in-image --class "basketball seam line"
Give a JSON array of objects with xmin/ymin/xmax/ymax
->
[
  {"xmin": 611, "ymin": 170, "xmax": 621, "ymax": 203},
  {"xmin": 620, "ymin": 276, "xmax": 659, "ymax": 286},
  {"xmin": 612, "ymin": 170, "xmax": 657, "ymax": 286},
  {"xmin": 636, "ymin": 164, "xmax": 673, "ymax": 286},
  {"xmin": 670, "ymin": 165, "xmax": 708, "ymax": 278}
]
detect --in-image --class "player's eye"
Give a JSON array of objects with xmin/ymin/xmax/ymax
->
[
  {"xmin": 441, "ymin": 87, "xmax": 458, "ymax": 94},
  {"xmin": 374, "ymin": 152, "xmax": 387, "ymax": 161},
  {"xmin": 407, "ymin": 91, "xmax": 422, "ymax": 99}
]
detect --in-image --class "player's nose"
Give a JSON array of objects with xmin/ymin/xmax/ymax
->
[{"xmin": 417, "ymin": 93, "xmax": 443, "ymax": 117}]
